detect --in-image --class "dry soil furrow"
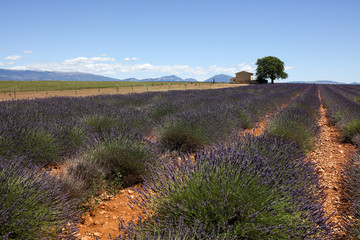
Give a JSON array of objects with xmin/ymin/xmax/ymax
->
[
  {"xmin": 0, "ymin": 84, "xmax": 239, "ymax": 101},
  {"xmin": 242, "ymin": 91, "xmax": 303, "ymax": 136},
  {"xmin": 77, "ymin": 185, "xmax": 143, "ymax": 240},
  {"xmin": 307, "ymin": 89, "xmax": 357, "ymax": 238}
]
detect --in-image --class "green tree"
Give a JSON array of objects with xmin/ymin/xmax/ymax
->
[{"xmin": 255, "ymin": 56, "xmax": 288, "ymax": 84}]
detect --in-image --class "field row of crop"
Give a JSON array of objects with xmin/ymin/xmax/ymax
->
[
  {"xmin": 118, "ymin": 84, "xmax": 332, "ymax": 239},
  {"xmin": 2, "ymin": 83, "xmax": 357, "ymax": 239},
  {"xmin": 0, "ymin": 80, "xmax": 219, "ymax": 93},
  {"xmin": 319, "ymin": 85, "xmax": 360, "ymax": 237}
]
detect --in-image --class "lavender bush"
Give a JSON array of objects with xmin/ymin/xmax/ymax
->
[
  {"xmin": 266, "ymin": 85, "xmax": 320, "ymax": 153},
  {"xmin": 59, "ymin": 131, "xmax": 157, "ymax": 202},
  {"xmin": 86, "ymin": 135, "xmax": 156, "ymax": 187},
  {"xmin": 116, "ymin": 134, "xmax": 331, "ymax": 239},
  {"xmin": 0, "ymin": 156, "xmax": 80, "ymax": 239},
  {"xmin": 341, "ymin": 152, "xmax": 360, "ymax": 237},
  {"xmin": 320, "ymin": 85, "xmax": 360, "ymax": 144}
]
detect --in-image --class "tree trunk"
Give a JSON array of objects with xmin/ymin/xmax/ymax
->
[{"xmin": 271, "ymin": 79, "xmax": 274, "ymax": 84}]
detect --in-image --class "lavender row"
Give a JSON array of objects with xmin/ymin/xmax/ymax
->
[
  {"xmin": 319, "ymin": 85, "xmax": 360, "ymax": 236},
  {"xmin": 0, "ymin": 84, "xmax": 302, "ymax": 166},
  {"xmin": 116, "ymin": 134, "xmax": 331, "ymax": 239},
  {"xmin": 58, "ymin": 84, "xmax": 306, "ymax": 202},
  {"xmin": 319, "ymin": 85, "xmax": 360, "ymax": 146},
  {"xmin": 342, "ymin": 152, "xmax": 360, "ymax": 237},
  {"xmin": 265, "ymin": 85, "xmax": 321, "ymax": 153},
  {"xmin": 0, "ymin": 157, "xmax": 80, "ymax": 239},
  {"xmin": 157, "ymin": 84, "xmax": 306, "ymax": 152},
  {"xmin": 0, "ymin": 85, "xmax": 307, "ymax": 239},
  {"xmin": 330, "ymin": 84, "xmax": 360, "ymax": 103}
]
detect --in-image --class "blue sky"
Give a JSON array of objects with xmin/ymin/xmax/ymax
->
[{"xmin": 1, "ymin": 0, "xmax": 360, "ymax": 82}]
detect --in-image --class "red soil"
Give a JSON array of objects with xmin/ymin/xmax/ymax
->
[
  {"xmin": 77, "ymin": 186, "xmax": 143, "ymax": 239},
  {"xmin": 0, "ymin": 83, "xmax": 239, "ymax": 101},
  {"xmin": 306, "ymin": 90, "xmax": 357, "ymax": 238}
]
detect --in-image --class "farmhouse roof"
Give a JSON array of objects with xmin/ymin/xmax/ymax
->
[{"xmin": 236, "ymin": 71, "xmax": 253, "ymax": 75}]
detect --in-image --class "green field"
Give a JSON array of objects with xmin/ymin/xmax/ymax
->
[{"xmin": 0, "ymin": 80, "xmax": 216, "ymax": 93}]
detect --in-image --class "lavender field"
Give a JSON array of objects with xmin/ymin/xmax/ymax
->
[{"xmin": 1, "ymin": 84, "xmax": 360, "ymax": 239}]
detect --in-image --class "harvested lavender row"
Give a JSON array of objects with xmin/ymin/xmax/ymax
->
[
  {"xmin": 116, "ymin": 134, "xmax": 331, "ymax": 239},
  {"xmin": 265, "ymin": 84, "xmax": 320, "ymax": 153},
  {"xmin": 319, "ymin": 85, "xmax": 360, "ymax": 146},
  {"xmin": 0, "ymin": 157, "xmax": 80, "ymax": 239}
]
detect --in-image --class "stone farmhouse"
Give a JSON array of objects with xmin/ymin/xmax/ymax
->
[{"xmin": 230, "ymin": 71, "xmax": 268, "ymax": 84}]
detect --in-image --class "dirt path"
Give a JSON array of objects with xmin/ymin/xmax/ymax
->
[
  {"xmin": 242, "ymin": 91, "xmax": 303, "ymax": 136},
  {"xmin": 307, "ymin": 89, "xmax": 357, "ymax": 238},
  {"xmin": 77, "ymin": 185, "xmax": 143, "ymax": 239},
  {"xmin": 0, "ymin": 83, "xmax": 240, "ymax": 101}
]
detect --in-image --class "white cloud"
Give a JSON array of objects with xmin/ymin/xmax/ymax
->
[
  {"xmin": 8, "ymin": 55, "xmax": 257, "ymax": 80},
  {"xmin": 238, "ymin": 63, "xmax": 255, "ymax": 72},
  {"xmin": 5, "ymin": 55, "xmax": 23, "ymax": 61},
  {"xmin": 285, "ymin": 66, "xmax": 294, "ymax": 71},
  {"xmin": 24, "ymin": 50, "xmax": 33, "ymax": 54},
  {"xmin": 0, "ymin": 62, "xmax": 4, "ymax": 66},
  {"xmin": 124, "ymin": 57, "xmax": 140, "ymax": 61}
]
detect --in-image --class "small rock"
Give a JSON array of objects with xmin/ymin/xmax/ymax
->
[
  {"xmin": 339, "ymin": 150, "xmax": 344, "ymax": 153},
  {"xmin": 105, "ymin": 215, "xmax": 110, "ymax": 218},
  {"xmin": 128, "ymin": 190, "xmax": 134, "ymax": 194},
  {"xmin": 94, "ymin": 221, "xmax": 100, "ymax": 225},
  {"xmin": 93, "ymin": 232, "xmax": 102, "ymax": 237},
  {"xmin": 87, "ymin": 217, "xmax": 94, "ymax": 225},
  {"xmin": 317, "ymin": 168, "xmax": 325, "ymax": 174},
  {"xmin": 113, "ymin": 216, "xmax": 118, "ymax": 220},
  {"xmin": 99, "ymin": 210, "xmax": 106, "ymax": 215}
]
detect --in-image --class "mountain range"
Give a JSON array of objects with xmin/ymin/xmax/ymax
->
[
  {"xmin": 0, "ymin": 69, "xmax": 120, "ymax": 81},
  {"xmin": 203, "ymin": 74, "xmax": 233, "ymax": 82},
  {"xmin": 285, "ymin": 80, "xmax": 360, "ymax": 85},
  {"xmin": 0, "ymin": 69, "xmax": 359, "ymax": 84},
  {"xmin": 0, "ymin": 69, "xmax": 232, "ymax": 82}
]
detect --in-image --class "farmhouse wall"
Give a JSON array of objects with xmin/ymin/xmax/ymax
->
[{"xmin": 230, "ymin": 71, "xmax": 254, "ymax": 84}]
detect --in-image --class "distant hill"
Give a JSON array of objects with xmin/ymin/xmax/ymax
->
[
  {"xmin": 0, "ymin": 69, "xmax": 201, "ymax": 82},
  {"xmin": 286, "ymin": 80, "xmax": 348, "ymax": 84},
  {"xmin": 203, "ymin": 74, "xmax": 233, "ymax": 83},
  {"xmin": 139, "ymin": 75, "xmax": 197, "ymax": 82},
  {"xmin": 0, "ymin": 69, "xmax": 120, "ymax": 81},
  {"xmin": 0, "ymin": 68, "xmax": 240, "ymax": 83}
]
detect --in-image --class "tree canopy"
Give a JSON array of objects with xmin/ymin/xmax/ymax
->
[{"xmin": 255, "ymin": 56, "xmax": 288, "ymax": 84}]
